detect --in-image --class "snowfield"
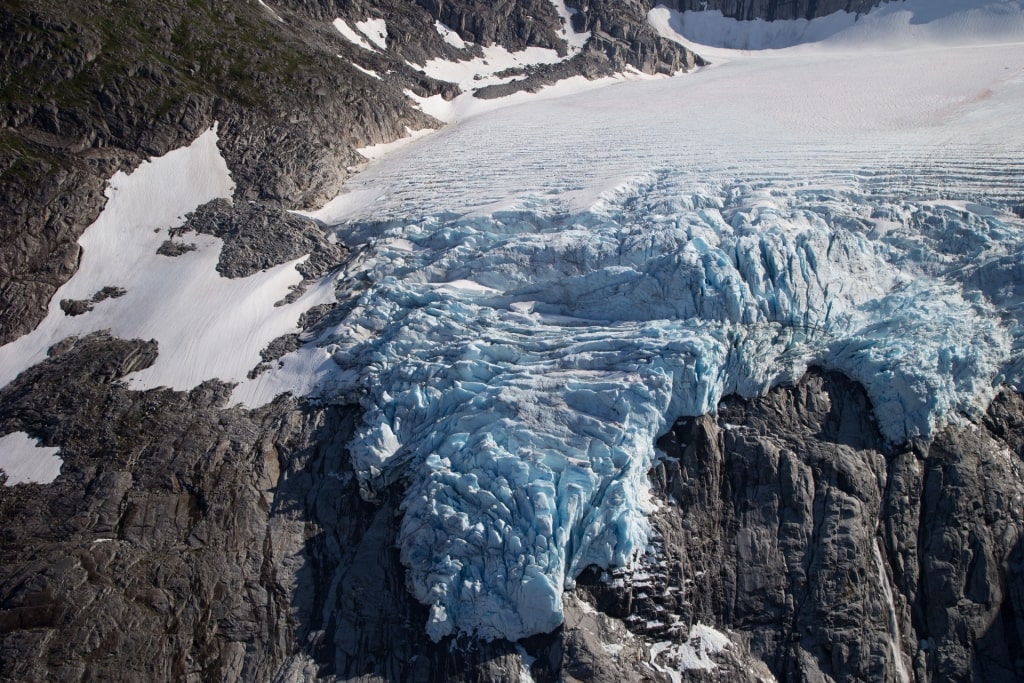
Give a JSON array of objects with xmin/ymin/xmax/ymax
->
[
  {"xmin": 4, "ymin": 0, "xmax": 1024, "ymax": 647},
  {"xmin": 0, "ymin": 432, "xmax": 62, "ymax": 486}
]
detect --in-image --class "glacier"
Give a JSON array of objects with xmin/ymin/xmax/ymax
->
[
  {"xmin": 0, "ymin": 0, "xmax": 1018, "ymax": 645},
  {"xmin": 225, "ymin": 1, "xmax": 1024, "ymax": 642},
  {"xmin": 294, "ymin": 176, "xmax": 1020, "ymax": 641}
]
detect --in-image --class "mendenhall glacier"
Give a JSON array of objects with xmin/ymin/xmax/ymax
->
[{"xmin": 3, "ymin": 0, "xmax": 1024, "ymax": 650}]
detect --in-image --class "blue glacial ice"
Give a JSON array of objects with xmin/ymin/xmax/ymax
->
[
  {"xmin": 309, "ymin": 171, "xmax": 1024, "ymax": 642},
  {"xmin": 257, "ymin": 5, "xmax": 1024, "ymax": 644}
]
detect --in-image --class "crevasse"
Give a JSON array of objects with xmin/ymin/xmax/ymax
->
[
  {"xmin": 313, "ymin": 173, "xmax": 1021, "ymax": 641},
  {"xmin": 227, "ymin": 0, "xmax": 1024, "ymax": 644}
]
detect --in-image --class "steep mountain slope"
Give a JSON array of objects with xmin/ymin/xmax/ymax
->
[
  {"xmin": 0, "ymin": 0, "xmax": 428, "ymax": 344},
  {"xmin": 0, "ymin": 1, "xmax": 699, "ymax": 679},
  {"xmin": 0, "ymin": 0, "xmax": 699, "ymax": 346}
]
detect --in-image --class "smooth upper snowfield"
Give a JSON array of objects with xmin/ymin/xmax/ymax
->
[{"xmin": 4, "ymin": 0, "xmax": 1024, "ymax": 647}]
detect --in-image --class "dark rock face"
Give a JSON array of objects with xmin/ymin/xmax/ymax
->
[
  {"xmin": 0, "ymin": 158, "xmax": 103, "ymax": 343},
  {"xmin": 474, "ymin": 0, "xmax": 703, "ymax": 99},
  {"xmin": 574, "ymin": 0, "xmax": 704, "ymax": 73},
  {"xmin": 415, "ymin": 0, "xmax": 569, "ymax": 53},
  {"xmin": 654, "ymin": 0, "xmax": 890, "ymax": 21},
  {"xmin": 177, "ymin": 198, "xmax": 347, "ymax": 284},
  {"xmin": 0, "ymin": 333, "xmax": 310, "ymax": 680},
  {"xmin": 644, "ymin": 371, "xmax": 1024, "ymax": 682}
]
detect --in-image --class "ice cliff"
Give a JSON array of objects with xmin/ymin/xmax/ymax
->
[{"xmin": 281, "ymin": 171, "xmax": 1022, "ymax": 641}]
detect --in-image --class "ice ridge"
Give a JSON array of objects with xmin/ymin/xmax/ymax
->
[{"xmin": 308, "ymin": 173, "xmax": 1021, "ymax": 642}]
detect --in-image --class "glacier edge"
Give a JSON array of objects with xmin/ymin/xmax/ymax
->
[{"xmin": 265, "ymin": 172, "xmax": 1024, "ymax": 642}]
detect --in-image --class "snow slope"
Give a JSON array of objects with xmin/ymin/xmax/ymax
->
[
  {"xmin": 0, "ymin": 128, "xmax": 334, "ymax": 394},
  {"xmin": 0, "ymin": 432, "xmax": 62, "ymax": 486}
]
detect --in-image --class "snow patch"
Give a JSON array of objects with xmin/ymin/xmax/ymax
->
[
  {"xmin": 424, "ymin": 278, "xmax": 503, "ymax": 295},
  {"xmin": 357, "ymin": 18, "xmax": 388, "ymax": 50},
  {"xmin": 401, "ymin": 42, "xmax": 630, "ymax": 122},
  {"xmin": 404, "ymin": 72, "xmax": 652, "ymax": 124},
  {"xmin": 547, "ymin": 0, "xmax": 591, "ymax": 51},
  {"xmin": 349, "ymin": 61, "xmax": 382, "ymax": 80},
  {"xmin": 257, "ymin": 0, "xmax": 285, "ymax": 23},
  {"xmin": 0, "ymin": 432, "xmax": 63, "ymax": 486},
  {"xmin": 0, "ymin": 127, "xmax": 334, "ymax": 394},
  {"xmin": 357, "ymin": 127, "xmax": 435, "ymax": 160},
  {"xmin": 650, "ymin": 623, "xmax": 733, "ymax": 679},
  {"xmin": 435, "ymin": 21, "xmax": 469, "ymax": 49},
  {"xmin": 516, "ymin": 645, "xmax": 537, "ymax": 683},
  {"xmin": 415, "ymin": 45, "xmax": 565, "ymax": 92},
  {"xmin": 333, "ymin": 18, "xmax": 375, "ymax": 51}
]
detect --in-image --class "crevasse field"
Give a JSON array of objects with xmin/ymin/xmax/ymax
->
[{"xmin": 3, "ymin": 0, "xmax": 1024, "ymax": 643}]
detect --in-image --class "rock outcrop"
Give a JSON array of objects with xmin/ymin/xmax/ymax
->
[
  {"xmin": 642, "ymin": 370, "xmax": 1024, "ymax": 681},
  {"xmin": 176, "ymin": 198, "xmax": 347, "ymax": 284},
  {"xmin": 652, "ymin": 0, "xmax": 890, "ymax": 21},
  {"xmin": 0, "ymin": 333, "xmax": 314, "ymax": 681}
]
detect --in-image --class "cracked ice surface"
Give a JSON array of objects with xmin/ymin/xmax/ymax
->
[
  {"xmin": 236, "ymin": 6, "xmax": 1024, "ymax": 642},
  {"xmin": 301, "ymin": 177, "xmax": 1021, "ymax": 642}
]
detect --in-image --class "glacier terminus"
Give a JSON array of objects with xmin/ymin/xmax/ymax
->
[
  {"xmin": 228, "ymin": 2, "xmax": 1024, "ymax": 642},
  {"xmin": 2, "ymin": 0, "xmax": 1024, "ymax": 656}
]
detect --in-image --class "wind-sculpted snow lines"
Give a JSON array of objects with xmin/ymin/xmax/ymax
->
[{"xmin": 317, "ymin": 177, "xmax": 1022, "ymax": 641}]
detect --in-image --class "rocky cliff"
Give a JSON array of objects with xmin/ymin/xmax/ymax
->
[
  {"xmin": 649, "ymin": 371, "xmax": 1024, "ymax": 681},
  {"xmin": 651, "ymin": 0, "xmax": 889, "ymax": 21},
  {"xmin": 4, "ymin": 340, "xmax": 1022, "ymax": 681}
]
